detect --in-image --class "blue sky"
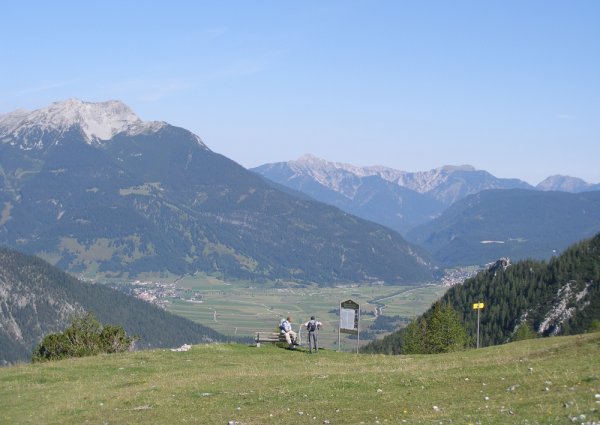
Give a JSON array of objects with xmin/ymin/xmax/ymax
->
[{"xmin": 1, "ymin": 1, "xmax": 599, "ymax": 185}]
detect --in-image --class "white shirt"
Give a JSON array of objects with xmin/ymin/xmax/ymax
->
[{"xmin": 281, "ymin": 320, "xmax": 292, "ymax": 332}]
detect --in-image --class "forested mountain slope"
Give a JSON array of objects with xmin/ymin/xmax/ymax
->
[
  {"xmin": 364, "ymin": 233, "xmax": 600, "ymax": 354},
  {"xmin": 406, "ymin": 189, "xmax": 600, "ymax": 267},
  {"xmin": 0, "ymin": 248, "xmax": 232, "ymax": 365}
]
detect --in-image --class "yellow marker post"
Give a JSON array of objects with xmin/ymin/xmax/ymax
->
[{"xmin": 473, "ymin": 302, "xmax": 485, "ymax": 348}]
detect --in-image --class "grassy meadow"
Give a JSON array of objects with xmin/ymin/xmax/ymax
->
[{"xmin": 1, "ymin": 332, "xmax": 599, "ymax": 424}]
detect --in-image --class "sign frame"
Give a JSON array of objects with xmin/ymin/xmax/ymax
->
[{"xmin": 338, "ymin": 299, "xmax": 360, "ymax": 353}]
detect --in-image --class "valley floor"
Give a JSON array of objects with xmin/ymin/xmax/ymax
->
[{"xmin": 110, "ymin": 276, "xmax": 447, "ymax": 351}]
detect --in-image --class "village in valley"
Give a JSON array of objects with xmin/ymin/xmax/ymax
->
[{"xmin": 111, "ymin": 280, "xmax": 204, "ymax": 309}]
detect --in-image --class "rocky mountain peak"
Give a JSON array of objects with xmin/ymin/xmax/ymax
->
[
  {"xmin": 536, "ymin": 175, "xmax": 593, "ymax": 193},
  {"xmin": 0, "ymin": 99, "xmax": 166, "ymax": 145},
  {"xmin": 286, "ymin": 155, "xmax": 491, "ymax": 194},
  {"xmin": 293, "ymin": 154, "xmax": 402, "ymax": 181}
]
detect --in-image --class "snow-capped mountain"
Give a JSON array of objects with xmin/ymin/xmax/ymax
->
[{"xmin": 0, "ymin": 99, "xmax": 172, "ymax": 148}]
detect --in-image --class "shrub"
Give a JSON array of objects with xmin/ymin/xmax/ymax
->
[
  {"xmin": 589, "ymin": 320, "xmax": 600, "ymax": 333},
  {"xmin": 511, "ymin": 320, "xmax": 538, "ymax": 342},
  {"xmin": 32, "ymin": 312, "xmax": 136, "ymax": 362}
]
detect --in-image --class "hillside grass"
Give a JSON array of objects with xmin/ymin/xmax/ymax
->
[{"xmin": 1, "ymin": 333, "xmax": 599, "ymax": 424}]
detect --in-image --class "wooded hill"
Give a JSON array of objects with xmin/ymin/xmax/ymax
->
[
  {"xmin": 364, "ymin": 233, "xmax": 600, "ymax": 354},
  {"xmin": 0, "ymin": 248, "xmax": 235, "ymax": 365},
  {"xmin": 405, "ymin": 189, "xmax": 600, "ymax": 267}
]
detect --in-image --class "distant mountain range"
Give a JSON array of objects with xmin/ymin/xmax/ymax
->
[
  {"xmin": 252, "ymin": 155, "xmax": 534, "ymax": 234},
  {"xmin": 0, "ymin": 247, "xmax": 231, "ymax": 365},
  {"xmin": 0, "ymin": 100, "xmax": 432, "ymax": 285},
  {"xmin": 252, "ymin": 156, "xmax": 600, "ymax": 265}
]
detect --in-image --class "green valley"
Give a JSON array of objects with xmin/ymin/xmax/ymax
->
[{"xmin": 108, "ymin": 276, "xmax": 447, "ymax": 352}]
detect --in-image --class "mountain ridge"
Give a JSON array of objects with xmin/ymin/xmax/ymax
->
[
  {"xmin": 252, "ymin": 155, "xmax": 533, "ymax": 234},
  {"xmin": 258, "ymin": 154, "xmax": 535, "ymax": 198},
  {"xmin": 405, "ymin": 189, "xmax": 600, "ymax": 266},
  {"xmin": 536, "ymin": 174, "xmax": 600, "ymax": 192},
  {"xmin": 0, "ymin": 100, "xmax": 432, "ymax": 285},
  {"xmin": 0, "ymin": 99, "xmax": 169, "ymax": 145},
  {"xmin": 252, "ymin": 155, "xmax": 600, "ymax": 239}
]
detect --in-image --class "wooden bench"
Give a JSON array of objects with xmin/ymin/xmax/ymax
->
[{"xmin": 254, "ymin": 331, "xmax": 287, "ymax": 347}]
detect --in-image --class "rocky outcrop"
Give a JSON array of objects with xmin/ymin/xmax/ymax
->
[
  {"xmin": 487, "ymin": 257, "xmax": 511, "ymax": 276},
  {"xmin": 538, "ymin": 281, "xmax": 591, "ymax": 335}
]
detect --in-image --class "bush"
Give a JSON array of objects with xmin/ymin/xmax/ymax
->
[
  {"xmin": 32, "ymin": 312, "xmax": 136, "ymax": 362},
  {"xmin": 589, "ymin": 320, "xmax": 600, "ymax": 333},
  {"xmin": 511, "ymin": 320, "xmax": 538, "ymax": 342}
]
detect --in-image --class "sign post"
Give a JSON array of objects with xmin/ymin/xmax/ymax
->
[
  {"xmin": 339, "ymin": 299, "xmax": 360, "ymax": 353},
  {"xmin": 472, "ymin": 302, "xmax": 485, "ymax": 349}
]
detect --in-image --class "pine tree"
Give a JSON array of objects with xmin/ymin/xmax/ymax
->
[
  {"xmin": 400, "ymin": 303, "xmax": 467, "ymax": 354},
  {"xmin": 426, "ymin": 302, "xmax": 468, "ymax": 353},
  {"xmin": 402, "ymin": 318, "xmax": 428, "ymax": 354}
]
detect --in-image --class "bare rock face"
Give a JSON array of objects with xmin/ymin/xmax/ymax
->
[
  {"xmin": 0, "ymin": 98, "xmax": 166, "ymax": 146},
  {"xmin": 487, "ymin": 257, "xmax": 511, "ymax": 275}
]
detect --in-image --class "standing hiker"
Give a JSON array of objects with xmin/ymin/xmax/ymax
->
[{"xmin": 303, "ymin": 316, "xmax": 322, "ymax": 353}]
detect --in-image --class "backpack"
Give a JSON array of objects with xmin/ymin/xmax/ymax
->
[
  {"xmin": 307, "ymin": 320, "xmax": 317, "ymax": 332},
  {"xmin": 279, "ymin": 320, "xmax": 287, "ymax": 332}
]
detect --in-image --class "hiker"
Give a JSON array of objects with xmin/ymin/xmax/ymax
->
[
  {"xmin": 303, "ymin": 316, "xmax": 322, "ymax": 353},
  {"xmin": 280, "ymin": 316, "xmax": 298, "ymax": 349}
]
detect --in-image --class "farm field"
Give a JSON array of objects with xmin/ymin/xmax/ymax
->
[{"xmin": 161, "ymin": 277, "xmax": 446, "ymax": 351}]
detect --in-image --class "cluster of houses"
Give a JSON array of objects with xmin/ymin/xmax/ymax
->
[
  {"xmin": 439, "ymin": 267, "xmax": 480, "ymax": 287},
  {"xmin": 128, "ymin": 280, "xmax": 203, "ymax": 308}
]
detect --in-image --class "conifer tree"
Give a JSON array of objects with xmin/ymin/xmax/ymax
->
[
  {"xmin": 401, "ymin": 303, "xmax": 467, "ymax": 354},
  {"xmin": 426, "ymin": 302, "xmax": 468, "ymax": 353},
  {"xmin": 402, "ymin": 318, "xmax": 428, "ymax": 354}
]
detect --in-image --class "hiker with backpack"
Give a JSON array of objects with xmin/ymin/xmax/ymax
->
[
  {"xmin": 279, "ymin": 316, "xmax": 298, "ymax": 349},
  {"xmin": 303, "ymin": 316, "xmax": 322, "ymax": 353}
]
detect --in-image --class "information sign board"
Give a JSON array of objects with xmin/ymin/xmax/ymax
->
[{"xmin": 340, "ymin": 299, "xmax": 359, "ymax": 335}]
